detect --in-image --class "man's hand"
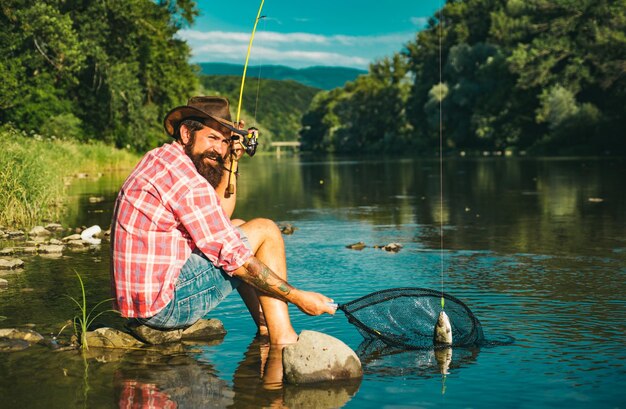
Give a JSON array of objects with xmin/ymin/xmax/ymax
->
[{"xmin": 291, "ymin": 289, "xmax": 336, "ymax": 316}]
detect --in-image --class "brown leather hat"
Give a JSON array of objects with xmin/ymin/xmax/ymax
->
[{"xmin": 163, "ymin": 96, "xmax": 239, "ymax": 137}]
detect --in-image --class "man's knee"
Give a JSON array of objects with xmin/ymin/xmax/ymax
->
[{"xmin": 240, "ymin": 218, "xmax": 283, "ymax": 247}]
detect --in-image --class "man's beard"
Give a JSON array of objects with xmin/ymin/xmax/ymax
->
[{"xmin": 184, "ymin": 134, "xmax": 224, "ymax": 188}]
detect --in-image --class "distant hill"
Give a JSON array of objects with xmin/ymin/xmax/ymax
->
[
  {"xmin": 198, "ymin": 75, "xmax": 321, "ymax": 144},
  {"xmin": 196, "ymin": 63, "xmax": 366, "ymax": 90}
]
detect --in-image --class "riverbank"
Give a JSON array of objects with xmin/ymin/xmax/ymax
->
[{"xmin": 0, "ymin": 126, "xmax": 139, "ymax": 229}]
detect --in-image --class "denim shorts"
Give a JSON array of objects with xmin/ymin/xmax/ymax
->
[{"xmin": 138, "ymin": 229, "xmax": 250, "ymax": 330}]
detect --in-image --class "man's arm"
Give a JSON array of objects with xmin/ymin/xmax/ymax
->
[{"xmin": 232, "ymin": 256, "xmax": 336, "ymax": 316}]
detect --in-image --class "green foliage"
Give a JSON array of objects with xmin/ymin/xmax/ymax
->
[
  {"xmin": 0, "ymin": 0, "xmax": 198, "ymax": 151},
  {"xmin": 301, "ymin": 54, "xmax": 413, "ymax": 153},
  {"xmin": 303, "ymin": 0, "xmax": 626, "ymax": 155}
]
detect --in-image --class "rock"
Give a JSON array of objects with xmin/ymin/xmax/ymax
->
[
  {"xmin": 38, "ymin": 245, "xmax": 64, "ymax": 254},
  {"xmin": 374, "ymin": 242, "xmax": 403, "ymax": 252},
  {"xmin": 278, "ymin": 223, "xmax": 298, "ymax": 235},
  {"xmin": 0, "ymin": 328, "xmax": 45, "ymax": 344},
  {"xmin": 0, "ymin": 258, "xmax": 25, "ymax": 270},
  {"xmin": 0, "ymin": 278, "xmax": 7, "ymax": 288},
  {"xmin": 88, "ymin": 196, "xmax": 105, "ymax": 203},
  {"xmin": 283, "ymin": 330, "xmax": 363, "ymax": 384},
  {"xmin": 129, "ymin": 324, "xmax": 183, "ymax": 345},
  {"xmin": 62, "ymin": 234, "xmax": 82, "ymax": 241},
  {"xmin": 49, "ymin": 238, "xmax": 63, "ymax": 245},
  {"xmin": 346, "ymin": 241, "xmax": 366, "ymax": 251},
  {"xmin": 181, "ymin": 318, "xmax": 226, "ymax": 340},
  {"xmin": 29, "ymin": 226, "xmax": 51, "ymax": 237},
  {"xmin": 45, "ymin": 223, "xmax": 64, "ymax": 231},
  {"xmin": 17, "ymin": 247, "xmax": 38, "ymax": 254},
  {"xmin": 6, "ymin": 230, "xmax": 25, "ymax": 238},
  {"xmin": 0, "ymin": 338, "xmax": 31, "ymax": 352},
  {"xmin": 84, "ymin": 327, "xmax": 144, "ymax": 349},
  {"xmin": 65, "ymin": 240, "xmax": 87, "ymax": 248},
  {"xmin": 0, "ymin": 248, "xmax": 15, "ymax": 256}
]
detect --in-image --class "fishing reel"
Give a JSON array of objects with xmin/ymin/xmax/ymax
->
[{"xmin": 231, "ymin": 127, "xmax": 259, "ymax": 157}]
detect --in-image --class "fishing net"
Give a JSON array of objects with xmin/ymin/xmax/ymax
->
[{"xmin": 338, "ymin": 287, "xmax": 484, "ymax": 350}]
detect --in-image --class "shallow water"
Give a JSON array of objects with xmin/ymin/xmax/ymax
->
[{"xmin": 1, "ymin": 155, "xmax": 624, "ymax": 408}]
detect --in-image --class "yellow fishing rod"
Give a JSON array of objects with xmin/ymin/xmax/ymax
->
[{"xmin": 227, "ymin": 0, "xmax": 265, "ymax": 195}]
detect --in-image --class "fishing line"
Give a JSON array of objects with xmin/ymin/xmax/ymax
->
[
  {"xmin": 438, "ymin": 1, "xmax": 445, "ymax": 311},
  {"xmin": 253, "ymin": 15, "xmax": 267, "ymax": 127}
]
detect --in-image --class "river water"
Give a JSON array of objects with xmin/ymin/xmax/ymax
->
[{"xmin": 1, "ymin": 155, "xmax": 624, "ymax": 408}]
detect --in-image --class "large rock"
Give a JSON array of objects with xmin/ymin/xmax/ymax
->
[
  {"xmin": 129, "ymin": 318, "xmax": 226, "ymax": 344},
  {"xmin": 84, "ymin": 327, "xmax": 144, "ymax": 349},
  {"xmin": 181, "ymin": 318, "xmax": 226, "ymax": 340},
  {"xmin": 283, "ymin": 330, "xmax": 363, "ymax": 384},
  {"xmin": 130, "ymin": 325, "xmax": 183, "ymax": 345}
]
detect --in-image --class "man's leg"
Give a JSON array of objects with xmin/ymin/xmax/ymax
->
[{"xmin": 238, "ymin": 218, "xmax": 298, "ymax": 345}]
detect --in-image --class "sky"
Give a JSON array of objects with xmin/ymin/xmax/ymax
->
[{"xmin": 179, "ymin": 0, "xmax": 443, "ymax": 69}]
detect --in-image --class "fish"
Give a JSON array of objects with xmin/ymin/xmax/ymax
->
[{"xmin": 433, "ymin": 310, "xmax": 453, "ymax": 346}]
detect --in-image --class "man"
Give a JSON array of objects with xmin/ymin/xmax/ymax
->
[{"xmin": 111, "ymin": 96, "xmax": 335, "ymax": 345}]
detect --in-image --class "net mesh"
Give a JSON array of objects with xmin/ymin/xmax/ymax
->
[{"xmin": 339, "ymin": 287, "xmax": 484, "ymax": 349}]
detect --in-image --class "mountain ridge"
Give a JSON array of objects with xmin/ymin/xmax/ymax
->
[{"xmin": 196, "ymin": 62, "xmax": 367, "ymax": 90}]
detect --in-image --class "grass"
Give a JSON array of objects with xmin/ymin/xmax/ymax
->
[
  {"xmin": 67, "ymin": 271, "xmax": 117, "ymax": 351},
  {"xmin": 0, "ymin": 125, "xmax": 139, "ymax": 228}
]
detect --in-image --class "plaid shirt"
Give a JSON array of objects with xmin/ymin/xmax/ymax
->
[{"xmin": 111, "ymin": 142, "xmax": 252, "ymax": 318}]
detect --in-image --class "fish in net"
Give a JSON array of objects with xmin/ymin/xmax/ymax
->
[{"xmin": 333, "ymin": 287, "xmax": 485, "ymax": 350}]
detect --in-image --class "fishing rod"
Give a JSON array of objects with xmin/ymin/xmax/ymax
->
[{"xmin": 226, "ymin": 0, "xmax": 265, "ymax": 195}]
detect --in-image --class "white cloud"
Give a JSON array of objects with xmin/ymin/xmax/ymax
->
[
  {"xmin": 410, "ymin": 16, "xmax": 430, "ymax": 28},
  {"xmin": 179, "ymin": 29, "xmax": 414, "ymax": 68}
]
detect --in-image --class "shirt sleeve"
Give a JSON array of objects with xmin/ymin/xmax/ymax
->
[{"xmin": 173, "ymin": 180, "xmax": 252, "ymax": 273}]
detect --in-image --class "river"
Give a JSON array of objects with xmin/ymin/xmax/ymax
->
[{"xmin": 1, "ymin": 154, "xmax": 625, "ymax": 408}]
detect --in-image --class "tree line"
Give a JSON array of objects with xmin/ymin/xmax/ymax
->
[
  {"xmin": 300, "ymin": 0, "xmax": 626, "ymax": 155},
  {"xmin": 1, "ymin": 0, "xmax": 198, "ymax": 151}
]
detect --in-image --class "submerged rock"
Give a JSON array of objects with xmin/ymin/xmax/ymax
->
[
  {"xmin": 283, "ymin": 330, "xmax": 363, "ymax": 384},
  {"xmin": 376, "ymin": 242, "xmax": 403, "ymax": 252},
  {"xmin": 0, "ymin": 328, "xmax": 45, "ymax": 344},
  {"xmin": 38, "ymin": 244, "xmax": 64, "ymax": 254},
  {"xmin": 0, "ymin": 258, "xmax": 25, "ymax": 270},
  {"xmin": 0, "ymin": 338, "xmax": 31, "ymax": 352},
  {"xmin": 0, "ymin": 278, "xmax": 7, "ymax": 288},
  {"xmin": 346, "ymin": 242, "xmax": 366, "ymax": 251},
  {"xmin": 278, "ymin": 223, "xmax": 298, "ymax": 235}
]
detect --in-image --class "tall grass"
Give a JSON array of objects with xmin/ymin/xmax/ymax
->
[{"xmin": 0, "ymin": 126, "xmax": 139, "ymax": 228}]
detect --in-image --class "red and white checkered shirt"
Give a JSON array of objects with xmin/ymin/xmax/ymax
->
[{"xmin": 111, "ymin": 142, "xmax": 252, "ymax": 318}]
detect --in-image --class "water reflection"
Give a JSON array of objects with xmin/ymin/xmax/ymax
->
[{"xmin": 110, "ymin": 338, "xmax": 361, "ymax": 409}]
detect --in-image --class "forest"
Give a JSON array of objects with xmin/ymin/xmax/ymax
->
[
  {"xmin": 301, "ymin": 0, "xmax": 626, "ymax": 155},
  {"xmin": 1, "ymin": 0, "xmax": 199, "ymax": 151},
  {"xmin": 1, "ymin": 0, "xmax": 625, "ymax": 155}
]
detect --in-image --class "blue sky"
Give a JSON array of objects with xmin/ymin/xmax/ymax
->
[{"xmin": 179, "ymin": 0, "xmax": 442, "ymax": 69}]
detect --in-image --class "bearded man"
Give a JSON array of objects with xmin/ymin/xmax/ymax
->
[{"xmin": 110, "ymin": 96, "xmax": 335, "ymax": 345}]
